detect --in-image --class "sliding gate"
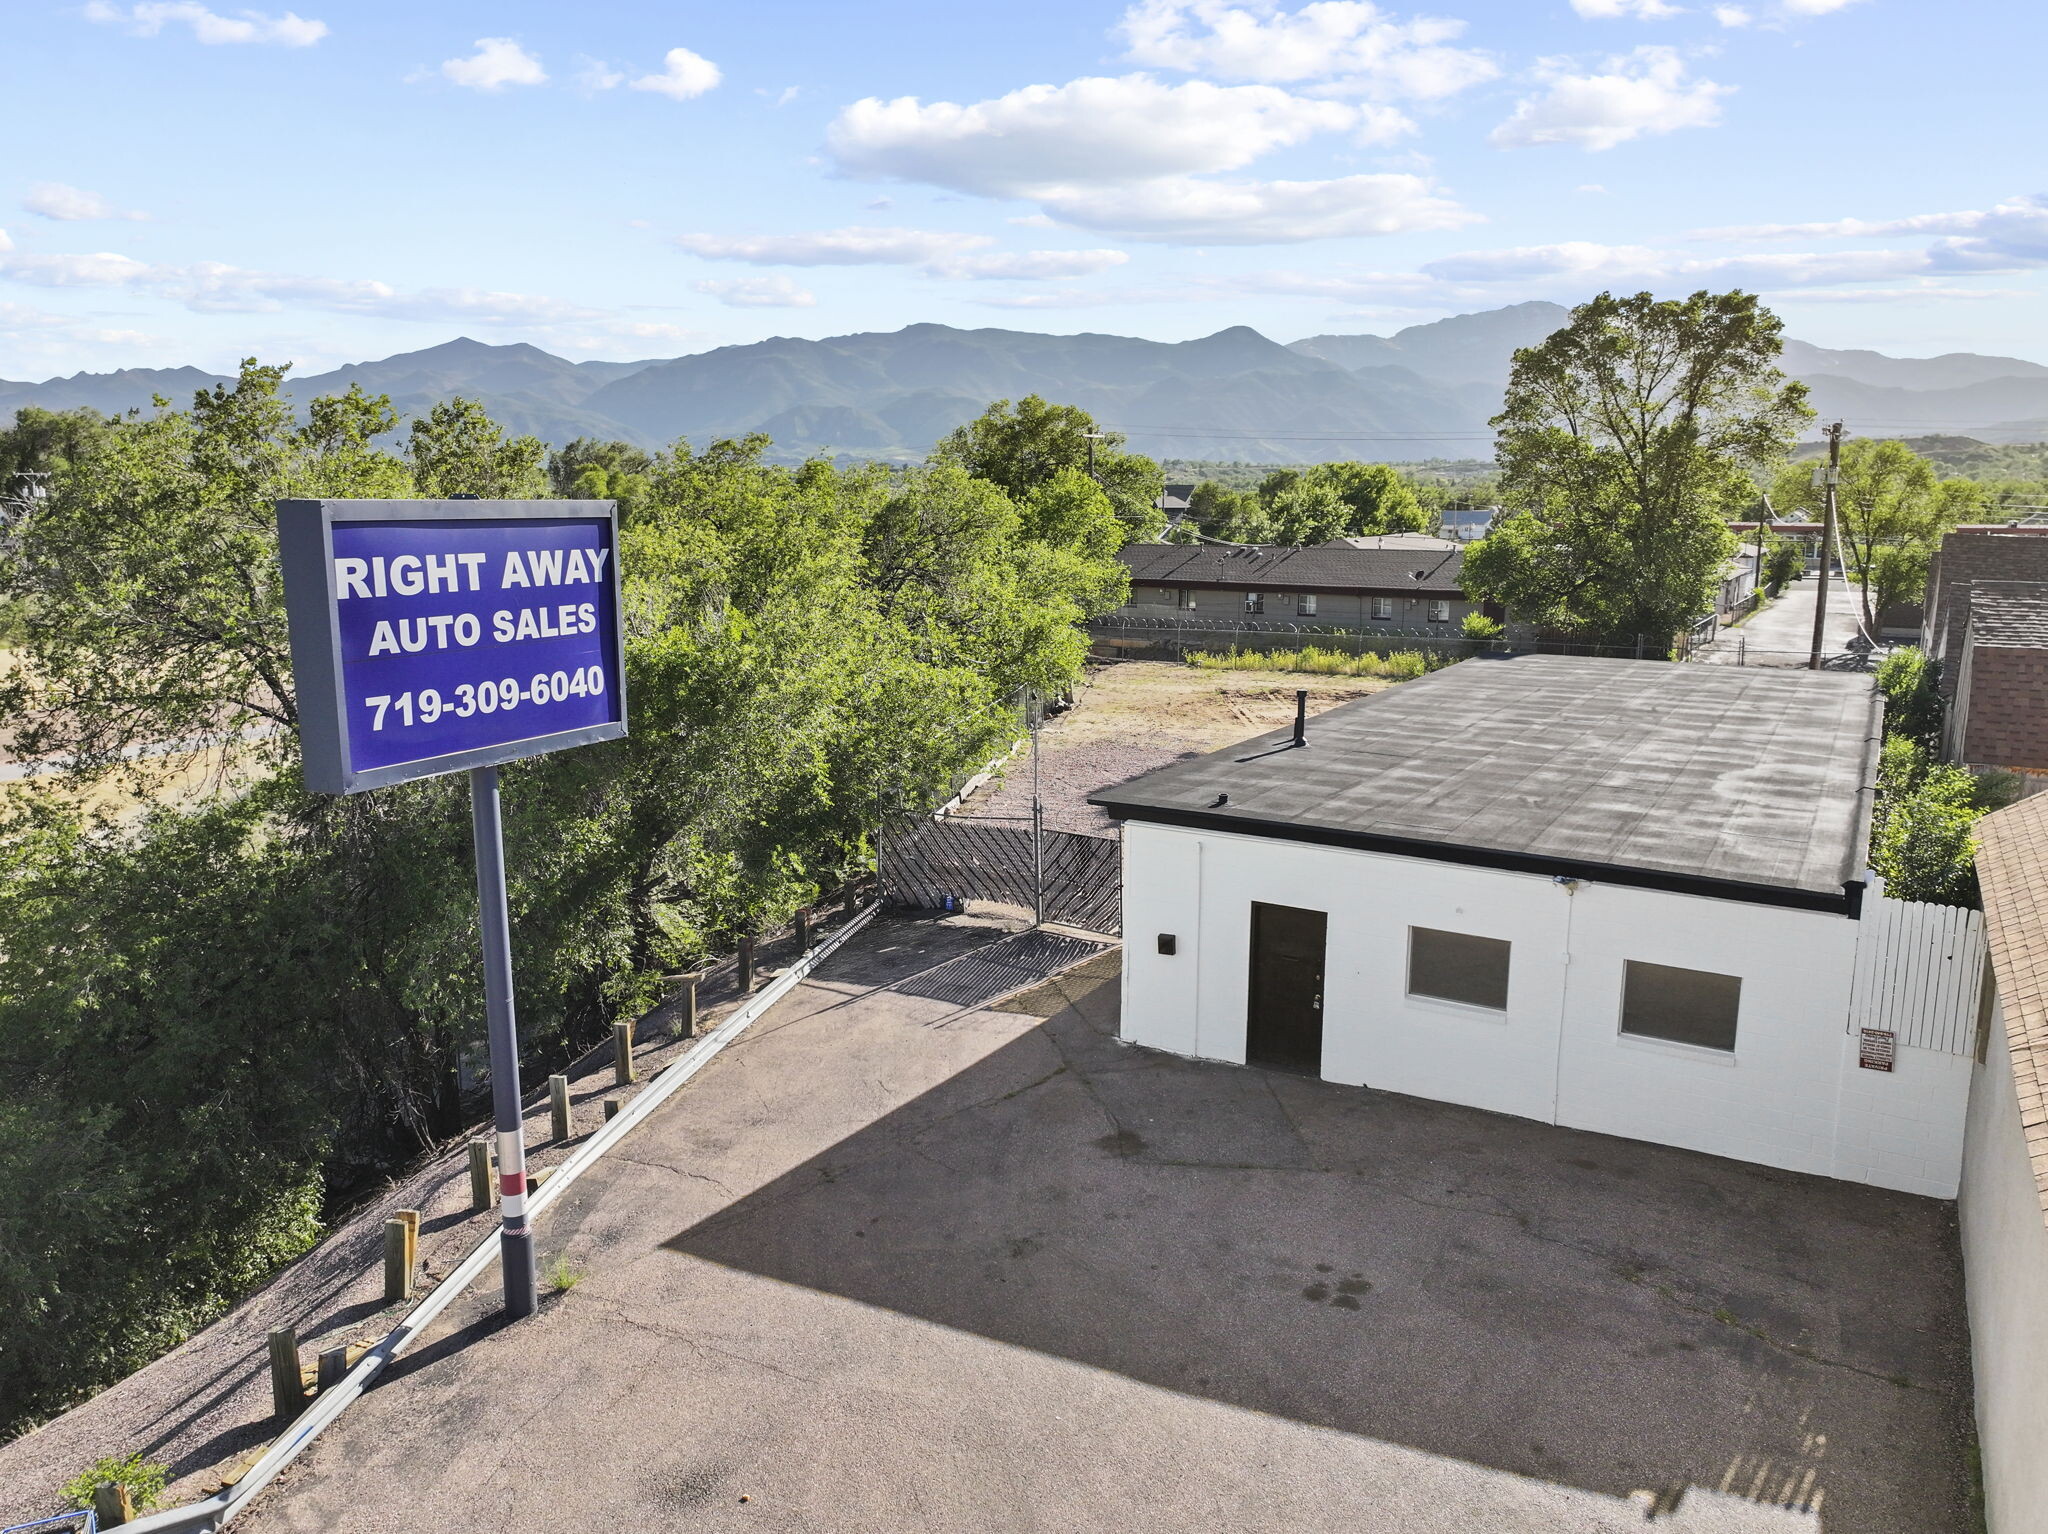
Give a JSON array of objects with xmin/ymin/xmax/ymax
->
[{"xmin": 880, "ymin": 812, "xmax": 1121, "ymax": 937}]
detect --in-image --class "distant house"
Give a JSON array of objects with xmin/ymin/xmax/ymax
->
[
  {"xmin": 1114, "ymin": 542, "xmax": 1479, "ymax": 629},
  {"xmin": 1092, "ymin": 655, "xmax": 1984, "ymax": 1198},
  {"xmin": 1314, "ymin": 534, "xmax": 1461, "ymax": 553},
  {"xmin": 1438, "ymin": 505, "xmax": 1500, "ymax": 542},
  {"xmin": 1156, "ymin": 483, "xmax": 1194, "ymax": 527},
  {"xmin": 1924, "ymin": 527, "xmax": 2048, "ymax": 697},
  {"xmin": 1944, "ymin": 584, "xmax": 2048, "ymax": 790}
]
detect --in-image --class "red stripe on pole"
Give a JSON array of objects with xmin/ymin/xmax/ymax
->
[{"xmin": 500, "ymin": 1171, "xmax": 526, "ymax": 1196}]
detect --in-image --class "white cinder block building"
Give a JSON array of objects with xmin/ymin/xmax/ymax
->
[{"xmin": 1092, "ymin": 655, "xmax": 1985, "ymax": 1198}]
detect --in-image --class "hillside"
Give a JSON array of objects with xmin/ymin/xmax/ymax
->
[{"xmin": 5, "ymin": 310, "xmax": 2046, "ymax": 465}]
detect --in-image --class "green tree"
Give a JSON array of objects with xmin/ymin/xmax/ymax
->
[
  {"xmin": 548, "ymin": 437, "xmax": 654, "ymax": 515},
  {"xmin": 1265, "ymin": 478, "xmax": 1350, "ymax": 545},
  {"xmin": 1771, "ymin": 439, "xmax": 1981, "ymax": 627},
  {"xmin": 1, "ymin": 405, "xmax": 112, "ymax": 491},
  {"xmin": 406, "ymin": 397, "xmax": 546, "ymax": 499},
  {"xmin": 1463, "ymin": 290, "xmax": 1811, "ymax": 647},
  {"xmin": 1310, "ymin": 461, "xmax": 1428, "ymax": 535},
  {"xmin": 1189, "ymin": 479, "xmax": 1269, "ymax": 542},
  {"xmin": 933, "ymin": 395, "xmax": 1166, "ymax": 543}
]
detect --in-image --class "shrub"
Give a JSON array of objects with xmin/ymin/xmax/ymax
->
[
  {"xmin": 1875, "ymin": 646, "xmax": 1943, "ymax": 750},
  {"xmin": 1183, "ymin": 647, "xmax": 1452, "ymax": 679},
  {"xmin": 1460, "ymin": 611, "xmax": 1504, "ymax": 641},
  {"xmin": 63, "ymin": 1453, "xmax": 170, "ymax": 1513},
  {"xmin": 1868, "ymin": 735, "xmax": 2005, "ymax": 906}
]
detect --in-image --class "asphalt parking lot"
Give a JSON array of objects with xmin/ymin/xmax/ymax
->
[{"xmin": 239, "ymin": 915, "xmax": 1974, "ymax": 1533}]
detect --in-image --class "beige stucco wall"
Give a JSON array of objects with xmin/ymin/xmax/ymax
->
[{"xmin": 1959, "ymin": 998, "xmax": 2048, "ymax": 1534}]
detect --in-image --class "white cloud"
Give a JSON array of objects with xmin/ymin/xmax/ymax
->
[
  {"xmin": 1413, "ymin": 237, "xmax": 2048, "ymax": 295},
  {"xmin": 828, "ymin": 76, "xmax": 1354, "ymax": 195},
  {"xmin": 676, "ymin": 226, "xmax": 1131, "ymax": 281},
  {"xmin": 825, "ymin": 73, "xmax": 1470, "ymax": 243},
  {"xmin": 677, "ymin": 227, "xmax": 994, "ymax": 266},
  {"xmin": 1116, "ymin": 1, "xmax": 1497, "ymax": 99},
  {"xmin": 1781, "ymin": 0, "xmax": 1863, "ymax": 12},
  {"xmin": 0, "ymin": 241, "xmax": 603, "ymax": 325},
  {"xmin": 694, "ymin": 276, "xmax": 817, "ymax": 308},
  {"xmin": 1693, "ymin": 197, "xmax": 2048, "ymax": 263},
  {"xmin": 575, "ymin": 58, "xmax": 624, "ymax": 91},
  {"xmin": 439, "ymin": 38, "xmax": 546, "ymax": 92},
  {"xmin": 1490, "ymin": 47, "xmax": 1731, "ymax": 151},
  {"xmin": 1775, "ymin": 286, "xmax": 2030, "ymax": 304},
  {"xmin": 0, "ymin": 250, "xmax": 155, "ymax": 286},
  {"xmin": 930, "ymin": 249, "xmax": 1131, "ymax": 280},
  {"xmin": 1030, "ymin": 172, "xmax": 1476, "ymax": 243},
  {"xmin": 84, "ymin": 2, "xmax": 326, "ymax": 45},
  {"xmin": 23, "ymin": 183, "xmax": 148, "ymax": 222},
  {"xmin": 1569, "ymin": 0, "xmax": 1684, "ymax": 18},
  {"xmin": 631, "ymin": 47, "xmax": 721, "ymax": 101},
  {"xmin": 1713, "ymin": 5, "xmax": 1752, "ymax": 23}
]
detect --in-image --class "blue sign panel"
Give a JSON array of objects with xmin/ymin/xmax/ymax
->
[{"xmin": 278, "ymin": 500, "xmax": 627, "ymax": 794}]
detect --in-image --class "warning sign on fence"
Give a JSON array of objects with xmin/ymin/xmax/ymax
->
[{"xmin": 1858, "ymin": 1028, "xmax": 1897, "ymax": 1073}]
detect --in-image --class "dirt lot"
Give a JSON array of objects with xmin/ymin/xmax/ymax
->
[{"xmin": 956, "ymin": 660, "xmax": 1396, "ymax": 835}]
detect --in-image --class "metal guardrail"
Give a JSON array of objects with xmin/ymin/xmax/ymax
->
[{"xmin": 2, "ymin": 1513, "xmax": 96, "ymax": 1533}]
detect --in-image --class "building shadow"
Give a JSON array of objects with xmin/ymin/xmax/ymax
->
[{"xmin": 661, "ymin": 969, "xmax": 1967, "ymax": 1532}]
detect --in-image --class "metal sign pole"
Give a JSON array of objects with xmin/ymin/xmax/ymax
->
[{"xmin": 470, "ymin": 764, "xmax": 537, "ymax": 1318}]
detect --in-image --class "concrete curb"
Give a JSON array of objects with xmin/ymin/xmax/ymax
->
[{"xmin": 120, "ymin": 902, "xmax": 882, "ymax": 1533}]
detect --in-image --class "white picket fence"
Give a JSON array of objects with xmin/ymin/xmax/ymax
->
[{"xmin": 1847, "ymin": 887, "xmax": 1988, "ymax": 1055}]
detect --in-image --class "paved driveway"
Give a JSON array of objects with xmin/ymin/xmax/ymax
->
[
  {"xmin": 240, "ymin": 917, "xmax": 1973, "ymax": 1533},
  {"xmin": 1698, "ymin": 580, "xmax": 1866, "ymax": 667}
]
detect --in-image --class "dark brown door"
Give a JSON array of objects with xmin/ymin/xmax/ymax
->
[{"xmin": 1247, "ymin": 902, "xmax": 1326, "ymax": 1074}]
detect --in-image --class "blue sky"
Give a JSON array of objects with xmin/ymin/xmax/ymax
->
[{"xmin": 4, "ymin": 0, "xmax": 2046, "ymax": 377}]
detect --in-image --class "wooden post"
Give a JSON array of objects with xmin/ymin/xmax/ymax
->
[
  {"xmin": 468, "ymin": 1137, "xmax": 493, "ymax": 1212},
  {"xmin": 383, "ymin": 1218, "xmax": 414, "ymax": 1304},
  {"xmin": 268, "ymin": 1327, "xmax": 308, "ymax": 1420},
  {"xmin": 317, "ymin": 1345, "xmax": 350, "ymax": 1394},
  {"xmin": 676, "ymin": 974, "xmax": 698, "ymax": 1039},
  {"xmin": 603, "ymin": 1096, "xmax": 620, "ymax": 1123},
  {"xmin": 612, "ymin": 1021, "xmax": 636, "ymax": 1086},
  {"xmin": 93, "ymin": 1481, "xmax": 135, "ymax": 1527},
  {"xmin": 397, "ymin": 1208, "xmax": 420, "ymax": 1276},
  {"xmin": 549, "ymin": 1073, "xmax": 571, "ymax": 1142},
  {"xmin": 796, "ymin": 907, "xmax": 812, "ymax": 952},
  {"xmin": 738, "ymin": 935, "xmax": 755, "ymax": 993}
]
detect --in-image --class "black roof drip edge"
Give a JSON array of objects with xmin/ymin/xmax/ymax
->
[{"xmin": 1099, "ymin": 802, "xmax": 1865, "ymax": 917}]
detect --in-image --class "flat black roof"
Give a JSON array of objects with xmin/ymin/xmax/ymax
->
[{"xmin": 1090, "ymin": 655, "xmax": 1883, "ymax": 911}]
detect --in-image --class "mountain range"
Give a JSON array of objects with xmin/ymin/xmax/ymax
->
[{"xmin": 7, "ymin": 302, "xmax": 2047, "ymax": 466}]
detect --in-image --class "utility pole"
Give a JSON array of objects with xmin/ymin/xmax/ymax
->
[
  {"xmin": 1753, "ymin": 493, "xmax": 1773, "ymax": 609},
  {"xmin": 1083, "ymin": 431, "xmax": 1106, "ymax": 483},
  {"xmin": 1807, "ymin": 422, "xmax": 1844, "ymax": 670}
]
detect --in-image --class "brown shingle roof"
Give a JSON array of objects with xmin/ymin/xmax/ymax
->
[
  {"xmin": 1969, "ymin": 586, "xmax": 2048, "ymax": 648},
  {"xmin": 1122, "ymin": 541, "xmax": 1465, "ymax": 594},
  {"xmin": 1970, "ymin": 794, "xmax": 2048, "ymax": 1227}
]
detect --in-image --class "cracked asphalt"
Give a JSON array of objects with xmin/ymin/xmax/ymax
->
[{"xmin": 235, "ymin": 915, "xmax": 1973, "ymax": 1533}]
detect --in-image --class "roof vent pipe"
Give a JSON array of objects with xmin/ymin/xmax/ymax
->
[{"xmin": 1293, "ymin": 689, "xmax": 1308, "ymax": 748}]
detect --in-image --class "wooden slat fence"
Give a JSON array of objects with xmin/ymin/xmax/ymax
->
[{"xmin": 1847, "ymin": 888, "xmax": 1988, "ymax": 1055}]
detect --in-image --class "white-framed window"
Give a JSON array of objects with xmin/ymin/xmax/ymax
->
[
  {"xmin": 1620, "ymin": 960, "xmax": 1741, "ymax": 1052},
  {"xmin": 1244, "ymin": 591, "xmax": 1264, "ymax": 615},
  {"xmin": 1297, "ymin": 593, "xmax": 1318, "ymax": 617},
  {"xmin": 1408, "ymin": 927, "xmax": 1511, "ymax": 1010},
  {"xmin": 1371, "ymin": 596, "xmax": 1393, "ymax": 621},
  {"xmin": 1428, "ymin": 599, "xmax": 1451, "ymax": 623}
]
